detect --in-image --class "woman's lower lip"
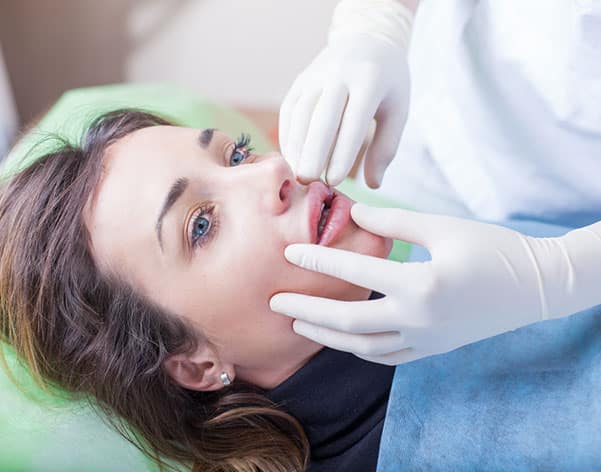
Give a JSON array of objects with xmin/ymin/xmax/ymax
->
[{"xmin": 318, "ymin": 192, "xmax": 352, "ymax": 246}]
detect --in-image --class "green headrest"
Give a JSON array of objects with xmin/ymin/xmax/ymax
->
[{"xmin": 2, "ymin": 82, "xmax": 273, "ymax": 178}]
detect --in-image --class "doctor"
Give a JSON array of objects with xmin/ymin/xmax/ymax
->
[{"xmin": 270, "ymin": 0, "xmax": 601, "ymax": 365}]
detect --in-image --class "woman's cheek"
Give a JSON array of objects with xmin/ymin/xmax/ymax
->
[
  {"xmin": 280, "ymin": 262, "xmax": 372, "ymax": 302},
  {"xmin": 263, "ymin": 221, "xmax": 393, "ymax": 303},
  {"xmin": 275, "ymin": 237, "xmax": 390, "ymax": 303}
]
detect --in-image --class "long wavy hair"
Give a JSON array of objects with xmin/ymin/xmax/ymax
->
[{"xmin": 0, "ymin": 110, "xmax": 309, "ymax": 472}]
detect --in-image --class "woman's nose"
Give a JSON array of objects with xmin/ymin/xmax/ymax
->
[
  {"xmin": 267, "ymin": 154, "xmax": 294, "ymax": 215},
  {"xmin": 277, "ymin": 178, "xmax": 292, "ymax": 213},
  {"xmin": 243, "ymin": 152, "xmax": 295, "ymax": 215}
]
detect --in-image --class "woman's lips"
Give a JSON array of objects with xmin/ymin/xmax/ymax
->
[
  {"xmin": 318, "ymin": 191, "xmax": 352, "ymax": 246},
  {"xmin": 306, "ymin": 181, "xmax": 352, "ymax": 246}
]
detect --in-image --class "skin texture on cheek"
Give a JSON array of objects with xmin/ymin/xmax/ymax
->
[{"xmin": 168, "ymin": 217, "xmax": 387, "ymax": 370}]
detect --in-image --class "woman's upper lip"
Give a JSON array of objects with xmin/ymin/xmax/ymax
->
[
  {"xmin": 306, "ymin": 181, "xmax": 334, "ymax": 244},
  {"xmin": 317, "ymin": 191, "xmax": 352, "ymax": 246},
  {"xmin": 304, "ymin": 181, "xmax": 353, "ymax": 246}
]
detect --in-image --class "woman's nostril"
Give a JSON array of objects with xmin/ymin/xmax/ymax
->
[{"xmin": 279, "ymin": 179, "xmax": 291, "ymax": 202}]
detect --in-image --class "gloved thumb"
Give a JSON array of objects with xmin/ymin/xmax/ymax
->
[{"xmin": 351, "ymin": 203, "xmax": 437, "ymax": 247}]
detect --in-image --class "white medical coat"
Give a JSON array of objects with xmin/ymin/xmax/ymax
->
[{"xmin": 377, "ymin": 0, "xmax": 601, "ymax": 226}]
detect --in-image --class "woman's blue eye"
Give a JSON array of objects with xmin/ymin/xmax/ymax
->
[
  {"xmin": 187, "ymin": 205, "xmax": 217, "ymax": 251},
  {"xmin": 192, "ymin": 216, "xmax": 210, "ymax": 243},
  {"xmin": 230, "ymin": 149, "xmax": 246, "ymax": 166}
]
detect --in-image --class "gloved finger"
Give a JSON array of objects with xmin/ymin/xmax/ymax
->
[
  {"xmin": 293, "ymin": 320, "xmax": 406, "ymax": 357},
  {"xmin": 325, "ymin": 91, "xmax": 379, "ymax": 186},
  {"xmin": 283, "ymin": 243, "xmax": 402, "ymax": 295},
  {"xmin": 296, "ymin": 83, "xmax": 349, "ymax": 183},
  {"xmin": 270, "ymin": 292, "xmax": 392, "ymax": 334},
  {"xmin": 351, "ymin": 203, "xmax": 439, "ymax": 248},
  {"xmin": 363, "ymin": 104, "xmax": 406, "ymax": 189},
  {"xmin": 286, "ymin": 90, "xmax": 321, "ymax": 173},
  {"xmin": 278, "ymin": 77, "xmax": 304, "ymax": 158},
  {"xmin": 356, "ymin": 348, "xmax": 418, "ymax": 366}
]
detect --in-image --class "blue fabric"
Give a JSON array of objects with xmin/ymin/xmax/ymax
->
[{"xmin": 377, "ymin": 220, "xmax": 601, "ymax": 471}]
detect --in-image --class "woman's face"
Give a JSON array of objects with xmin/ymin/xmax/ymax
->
[{"xmin": 85, "ymin": 125, "xmax": 391, "ymax": 387}]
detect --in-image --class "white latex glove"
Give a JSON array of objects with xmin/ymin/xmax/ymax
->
[
  {"xmin": 270, "ymin": 204, "xmax": 601, "ymax": 365},
  {"xmin": 279, "ymin": 0, "xmax": 413, "ymax": 188}
]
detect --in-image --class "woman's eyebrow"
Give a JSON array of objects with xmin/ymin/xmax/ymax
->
[
  {"xmin": 156, "ymin": 177, "xmax": 189, "ymax": 252},
  {"xmin": 155, "ymin": 129, "xmax": 215, "ymax": 252},
  {"xmin": 199, "ymin": 128, "xmax": 214, "ymax": 148}
]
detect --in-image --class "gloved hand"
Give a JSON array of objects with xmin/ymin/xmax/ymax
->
[
  {"xmin": 270, "ymin": 204, "xmax": 601, "ymax": 365},
  {"xmin": 279, "ymin": 0, "xmax": 413, "ymax": 188}
]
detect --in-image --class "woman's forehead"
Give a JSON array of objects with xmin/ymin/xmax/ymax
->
[
  {"xmin": 98, "ymin": 126, "xmax": 212, "ymax": 193},
  {"xmin": 85, "ymin": 128, "xmax": 192, "ymax": 258}
]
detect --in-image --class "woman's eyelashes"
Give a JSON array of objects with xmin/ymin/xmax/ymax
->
[{"xmin": 187, "ymin": 134, "xmax": 254, "ymax": 250}]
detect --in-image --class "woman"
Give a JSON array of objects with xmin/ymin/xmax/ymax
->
[{"xmin": 0, "ymin": 109, "xmax": 395, "ymax": 471}]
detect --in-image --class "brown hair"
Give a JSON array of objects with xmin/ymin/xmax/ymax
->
[{"xmin": 0, "ymin": 110, "xmax": 309, "ymax": 472}]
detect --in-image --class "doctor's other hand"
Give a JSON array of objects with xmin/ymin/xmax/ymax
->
[
  {"xmin": 279, "ymin": 32, "xmax": 410, "ymax": 188},
  {"xmin": 270, "ymin": 204, "xmax": 600, "ymax": 365}
]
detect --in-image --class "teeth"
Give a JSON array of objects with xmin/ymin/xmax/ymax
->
[{"xmin": 317, "ymin": 206, "xmax": 330, "ymax": 239}]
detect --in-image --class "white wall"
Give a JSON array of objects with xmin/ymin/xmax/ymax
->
[
  {"xmin": 126, "ymin": 0, "xmax": 339, "ymax": 108},
  {"xmin": 1, "ymin": 0, "xmax": 340, "ymax": 123},
  {"xmin": 0, "ymin": 45, "xmax": 17, "ymax": 158}
]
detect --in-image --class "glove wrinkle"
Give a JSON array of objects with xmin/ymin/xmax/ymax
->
[{"xmin": 519, "ymin": 234, "xmax": 549, "ymax": 321}]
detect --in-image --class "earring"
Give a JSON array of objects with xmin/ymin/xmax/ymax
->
[{"xmin": 220, "ymin": 372, "xmax": 232, "ymax": 386}]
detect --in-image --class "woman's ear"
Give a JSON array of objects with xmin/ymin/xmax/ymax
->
[{"xmin": 163, "ymin": 344, "xmax": 234, "ymax": 392}]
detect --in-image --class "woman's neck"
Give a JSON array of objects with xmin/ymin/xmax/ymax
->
[{"xmin": 236, "ymin": 344, "xmax": 324, "ymax": 389}]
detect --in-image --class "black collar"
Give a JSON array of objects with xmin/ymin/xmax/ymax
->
[{"xmin": 264, "ymin": 292, "xmax": 395, "ymax": 470}]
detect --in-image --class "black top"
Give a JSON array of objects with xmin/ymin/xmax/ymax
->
[{"xmin": 264, "ymin": 292, "xmax": 396, "ymax": 472}]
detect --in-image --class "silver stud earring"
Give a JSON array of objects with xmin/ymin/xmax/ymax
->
[{"xmin": 220, "ymin": 372, "xmax": 232, "ymax": 386}]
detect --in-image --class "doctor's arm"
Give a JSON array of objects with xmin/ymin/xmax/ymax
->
[
  {"xmin": 270, "ymin": 204, "xmax": 601, "ymax": 365},
  {"xmin": 279, "ymin": 0, "xmax": 418, "ymax": 188}
]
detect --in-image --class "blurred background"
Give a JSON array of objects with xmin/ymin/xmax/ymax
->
[{"xmin": 0, "ymin": 0, "xmax": 340, "ymax": 157}]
